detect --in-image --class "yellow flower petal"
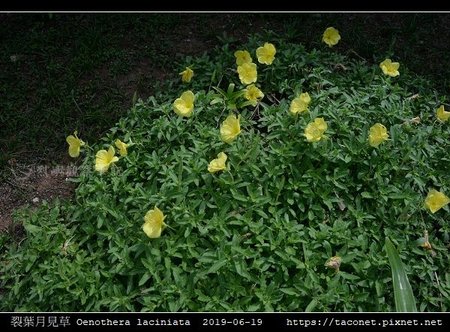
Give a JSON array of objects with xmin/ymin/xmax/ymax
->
[
  {"xmin": 66, "ymin": 136, "xmax": 81, "ymax": 158},
  {"xmin": 66, "ymin": 132, "xmax": 85, "ymax": 158},
  {"xmin": 322, "ymin": 27, "xmax": 341, "ymax": 47},
  {"xmin": 304, "ymin": 126, "xmax": 320, "ymax": 142},
  {"xmin": 256, "ymin": 42, "xmax": 276, "ymax": 65},
  {"xmin": 436, "ymin": 105, "xmax": 450, "ymax": 122},
  {"xmin": 424, "ymin": 189, "xmax": 450, "ymax": 214},
  {"xmin": 314, "ymin": 117, "xmax": 328, "ymax": 132},
  {"xmin": 208, "ymin": 152, "xmax": 228, "ymax": 173},
  {"xmin": 299, "ymin": 92, "xmax": 311, "ymax": 104},
  {"xmin": 179, "ymin": 67, "xmax": 194, "ymax": 83},
  {"xmin": 304, "ymin": 118, "xmax": 327, "ymax": 142},
  {"xmin": 142, "ymin": 206, "xmax": 166, "ymax": 238},
  {"xmin": 66, "ymin": 136, "xmax": 77, "ymax": 146},
  {"xmin": 115, "ymin": 139, "xmax": 128, "ymax": 157},
  {"xmin": 380, "ymin": 59, "xmax": 400, "ymax": 77},
  {"xmin": 220, "ymin": 114, "xmax": 241, "ymax": 144},
  {"xmin": 237, "ymin": 62, "xmax": 257, "ymax": 85},
  {"xmin": 290, "ymin": 92, "xmax": 311, "ymax": 115},
  {"xmin": 244, "ymin": 84, "xmax": 264, "ymax": 106},
  {"xmin": 368, "ymin": 123, "xmax": 389, "ymax": 147},
  {"xmin": 234, "ymin": 50, "xmax": 252, "ymax": 66},
  {"xmin": 173, "ymin": 90, "xmax": 195, "ymax": 117},
  {"xmin": 95, "ymin": 146, "xmax": 119, "ymax": 173},
  {"xmin": 68, "ymin": 145, "xmax": 80, "ymax": 158}
]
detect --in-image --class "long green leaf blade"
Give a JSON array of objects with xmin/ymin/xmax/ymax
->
[{"xmin": 385, "ymin": 238, "xmax": 417, "ymax": 312}]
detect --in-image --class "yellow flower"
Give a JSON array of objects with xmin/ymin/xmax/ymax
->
[
  {"xmin": 237, "ymin": 62, "xmax": 257, "ymax": 85},
  {"xmin": 436, "ymin": 105, "xmax": 450, "ymax": 122},
  {"xmin": 95, "ymin": 146, "xmax": 119, "ymax": 173},
  {"xmin": 220, "ymin": 114, "xmax": 241, "ymax": 144},
  {"xmin": 304, "ymin": 118, "xmax": 327, "ymax": 142},
  {"xmin": 115, "ymin": 139, "xmax": 128, "ymax": 157},
  {"xmin": 66, "ymin": 131, "xmax": 85, "ymax": 158},
  {"xmin": 298, "ymin": 92, "xmax": 311, "ymax": 104},
  {"xmin": 290, "ymin": 92, "xmax": 311, "ymax": 115},
  {"xmin": 368, "ymin": 123, "xmax": 389, "ymax": 147},
  {"xmin": 244, "ymin": 84, "xmax": 264, "ymax": 106},
  {"xmin": 173, "ymin": 90, "xmax": 195, "ymax": 117},
  {"xmin": 322, "ymin": 27, "xmax": 341, "ymax": 47},
  {"xmin": 234, "ymin": 50, "xmax": 252, "ymax": 66},
  {"xmin": 424, "ymin": 189, "xmax": 450, "ymax": 214},
  {"xmin": 325, "ymin": 256, "xmax": 342, "ymax": 271},
  {"xmin": 208, "ymin": 152, "xmax": 228, "ymax": 173},
  {"xmin": 380, "ymin": 59, "xmax": 400, "ymax": 77},
  {"xmin": 256, "ymin": 42, "xmax": 276, "ymax": 65},
  {"xmin": 179, "ymin": 67, "xmax": 194, "ymax": 83},
  {"xmin": 142, "ymin": 206, "xmax": 166, "ymax": 239}
]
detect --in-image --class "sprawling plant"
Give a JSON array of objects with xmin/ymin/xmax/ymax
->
[{"xmin": 1, "ymin": 31, "xmax": 449, "ymax": 312}]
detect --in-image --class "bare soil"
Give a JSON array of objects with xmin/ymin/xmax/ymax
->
[{"xmin": 0, "ymin": 161, "xmax": 77, "ymax": 231}]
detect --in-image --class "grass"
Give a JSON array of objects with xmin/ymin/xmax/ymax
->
[{"xmin": 1, "ymin": 14, "xmax": 172, "ymax": 166}]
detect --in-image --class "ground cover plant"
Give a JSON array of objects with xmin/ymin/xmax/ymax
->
[
  {"xmin": 2, "ymin": 13, "xmax": 450, "ymax": 229},
  {"xmin": 1, "ymin": 25, "xmax": 449, "ymax": 312}
]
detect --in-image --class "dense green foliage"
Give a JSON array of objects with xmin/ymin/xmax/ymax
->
[{"xmin": 1, "ymin": 36, "xmax": 449, "ymax": 312}]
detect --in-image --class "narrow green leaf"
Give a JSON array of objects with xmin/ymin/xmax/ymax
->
[
  {"xmin": 339, "ymin": 271, "xmax": 360, "ymax": 281},
  {"xmin": 23, "ymin": 222, "xmax": 40, "ymax": 235},
  {"xmin": 280, "ymin": 288, "xmax": 298, "ymax": 296},
  {"xmin": 305, "ymin": 298, "xmax": 318, "ymax": 312},
  {"xmin": 247, "ymin": 304, "xmax": 260, "ymax": 311},
  {"xmin": 234, "ymin": 260, "xmax": 251, "ymax": 279},
  {"xmin": 210, "ymin": 98, "xmax": 223, "ymax": 105},
  {"xmin": 230, "ymin": 188, "xmax": 248, "ymax": 202},
  {"xmin": 207, "ymin": 260, "xmax": 228, "ymax": 274},
  {"xmin": 132, "ymin": 91, "xmax": 137, "ymax": 106},
  {"xmin": 226, "ymin": 83, "xmax": 235, "ymax": 94},
  {"xmin": 385, "ymin": 238, "xmax": 417, "ymax": 312}
]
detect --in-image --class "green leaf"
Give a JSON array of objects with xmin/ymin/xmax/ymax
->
[
  {"xmin": 227, "ymin": 83, "xmax": 236, "ymax": 95},
  {"xmin": 210, "ymin": 98, "xmax": 223, "ymax": 105},
  {"xmin": 385, "ymin": 238, "xmax": 417, "ymax": 312},
  {"xmin": 234, "ymin": 260, "xmax": 251, "ymax": 279},
  {"xmin": 339, "ymin": 271, "xmax": 360, "ymax": 281},
  {"xmin": 305, "ymin": 298, "xmax": 318, "ymax": 312},
  {"xmin": 280, "ymin": 288, "xmax": 298, "ymax": 296},
  {"xmin": 247, "ymin": 304, "xmax": 260, "ymax": 311},
  {"xmin": 207, "ymin": 260, "xmax": 228, "ymax": 274},
  {"xmin": 23, "ymin": 222, "xmax": 40, "ymax": 235},
  {"xmin": 230, "ymin": 189, "xmax": 248, "ymax": 202},
  {"xmin": 138, "ymin": 273, "xmax": 151, "ymax": 286}
]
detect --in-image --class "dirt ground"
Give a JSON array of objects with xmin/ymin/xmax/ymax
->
[{"xmin": 0, "ymin": 161, "xmax": 77, "ymax": 231}]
